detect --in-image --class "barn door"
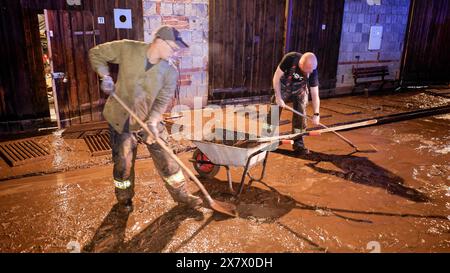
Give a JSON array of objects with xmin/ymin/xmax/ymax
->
[
  {"xmin": 400, "ymin": 0, "xmax": 450, "ymax": 85},
  {"xmin": 209, "ymin": 0, "xmax": 287, "ymax": 103},
  {"xmin": 0, "ymin": 1, "xmax": 51, "ymax": 132},
  {"xmin": 46, "ymin": 9, "xmax": 102, "ymax": 128},
  {"xmin": 286, "ymin": 0, "xmax": 345, "ymax": 91}
]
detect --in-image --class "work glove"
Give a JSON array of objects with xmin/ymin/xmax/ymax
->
[
  {"xmin": 136, "ymin": 122, "xmax": 159, "ymax": 145},
  {"xmin": 100, "ymin": 75, "xmax": 115, "ymax": 95}
]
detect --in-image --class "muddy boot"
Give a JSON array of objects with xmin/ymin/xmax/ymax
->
[
  {"xmin": 165, "ymin": 181, "xmax": 203, "ymax": 209},
  {"xmin": 293, "ymin": 137, "xmax": 310, "ymax": 155},
  {"xmin": 115, "ymin": 188, "xmax": 134, "ymax": 212}
]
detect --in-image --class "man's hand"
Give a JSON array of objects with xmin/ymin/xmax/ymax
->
[
  {"xmin": 136, "ymin": 123, "xmax": 159, "ymax": 144},
  {"xmin": 100, "ymin": 75, "xmax": 115, "ymax": 95},
  {"xmin": 275, "ymin": 97, "xmax": 286, "ymax": 108},
  {"xmin": 312, "ymin": 114, "xmax": 320, "ymax": 126},
  {"xmin": 148, "ymin": 122, "xmax": 159, "ymax": 139}
]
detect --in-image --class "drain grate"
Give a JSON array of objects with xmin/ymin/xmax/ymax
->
[
  {"xmin": 0, "ymin": 139, "xmax": 51, "ymax": 167},
  {"xmin": 84, "ymin": 133, "xmax": 112, "ymax": 156}
]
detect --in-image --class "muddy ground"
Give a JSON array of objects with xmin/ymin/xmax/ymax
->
[{"xmin": 0, "ymin": 90, "xmax": 449, "ymax": 253}]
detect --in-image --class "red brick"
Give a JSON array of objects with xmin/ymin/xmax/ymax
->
[
  {"xmin": 179, "ymin": 79, "xmax": 192, "ymax": 86},
  {"xmin": 180, "ymin": 68, "xmax": 205, "ymax": 73},
  {"xmin": 165, "ymin": 0, "xmax": 191, "ymax": 3},
  {"xmin": 162, "ymin": 16, "xmax": 189, "ymax": 29},
  {"xmin": 179, "ymin": 74, "xmax": 192, "ymax": 81}
]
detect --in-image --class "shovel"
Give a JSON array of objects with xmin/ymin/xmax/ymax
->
[
  {"xmin": 112, "ymin": 93, "xmax": 237, "ymax": 218},
  {"xmin": 255, "ymin": 119, "xmax": 378, "ymax": 143},
  {"xmin": 283, "ymin": 105, "xmax": 378, "ymax": 153}
]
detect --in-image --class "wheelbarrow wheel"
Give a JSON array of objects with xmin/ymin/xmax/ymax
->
[{"xmin": 192, "ymin": 149, "xmax": 220, "ymax": 179}]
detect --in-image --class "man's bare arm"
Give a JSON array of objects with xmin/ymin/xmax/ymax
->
[
  {"xmin": 310, "ymin": 86, "xmax": 321, "ymax": 125},
  {"xmin": 273, "ymin": 67, "xmax": 285, "ymax": 107},
  {"xmin": 310, "ymin": 86, "xmax": 320, "ymax": 114}
]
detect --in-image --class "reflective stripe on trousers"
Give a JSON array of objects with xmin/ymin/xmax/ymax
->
[
  {"xmin": 114, "ymin": 179, "xmax": 132, "ymax": 190},
  {"xmin": 163, "ymin": 170, "xmax": 185, "ymax": 186}
]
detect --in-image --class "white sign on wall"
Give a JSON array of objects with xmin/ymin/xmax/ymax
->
[
  {"xmin": 66, "ymin": 0, "xmax": 82, "ymax": 6},
  {"xmin": 368, "ymin": 26, "xmax": 383, "ymax": 50},
  {"xmin": 366, "ymin": 0, "xmax": 382, "ymax": 6},
  {"xmin": 114, "ymin": 9, "xmax": 132, "ymax": 29}
]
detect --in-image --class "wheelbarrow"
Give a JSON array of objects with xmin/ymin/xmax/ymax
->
[
  {"xmin": 189, "ymin": 130, "xmax": 281, "ymax": 197},
  {"xmin": 189, "ymin": 119, "xmax": 378, "ymax": 197}
]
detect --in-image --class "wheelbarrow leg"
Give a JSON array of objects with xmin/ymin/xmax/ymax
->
[
  {"xmin": 247, "ymin": 151, "xmax": 270, "ymax": 188},
  {"xmin": 225, "ymin": 166, "xmax": 234, "ymax": 194},
  {"xmin": 236, "ymin": 160, "xmax": 251, "ymax": 197},
  {"xmin": 236, "ymin": 151, "xmax": 269, "ymax": 197}
]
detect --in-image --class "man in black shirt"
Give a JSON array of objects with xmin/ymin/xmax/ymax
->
[{"xmin": 265, "ymin": 52, "xmax": 321, "ymax": 155}]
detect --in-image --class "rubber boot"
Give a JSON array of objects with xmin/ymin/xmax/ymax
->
[
  {"xmin": 115, "ymin": 187, "xmax": 134, "ymax": 212},
  {"xmin": 293, "ymin": 137, "xmax": 310, "ymax": 155},
  {"xmin": 165, "ymin": 181, "xmax": 203, "ymax": 209}
]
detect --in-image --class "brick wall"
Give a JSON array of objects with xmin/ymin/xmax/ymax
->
[
  {"xmin": 336, "ymin": 0, "xmax": 410, "ymax": 92},
  {"xmin": 142, "ymin": 0, "xmax": 209, "ymax": 108}
]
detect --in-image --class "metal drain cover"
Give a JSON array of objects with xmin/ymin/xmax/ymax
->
[
  {"xmin": 83, "ymin": 133, "xmax": 112, "ymax": 156},
  {"xmin": 0, "ymin": 139, "xmax": 51, "ymax": 167}
]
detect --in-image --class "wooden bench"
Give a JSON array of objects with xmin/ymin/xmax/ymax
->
[{"xmin": 352, "ymin": 65, "xmax": 390, "ymax": 92}]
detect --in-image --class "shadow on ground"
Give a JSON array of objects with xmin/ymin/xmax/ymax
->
[
  {"xmin": 274, "ymin": 148, "xmax": 430, "ymax": 203},
  {"xmin": 84, "ymin": 151, "xmax": 443, "ymax": 252}
]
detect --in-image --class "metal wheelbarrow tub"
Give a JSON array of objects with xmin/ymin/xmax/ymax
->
[
  {"xmin": 191, "ymin": 130, "xmax": 273, "ymax": 197},
  {"xmin": 192, "ymin": 140, "xmax": 272, "ymax": 168}
]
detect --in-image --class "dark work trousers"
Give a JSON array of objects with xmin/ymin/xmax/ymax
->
[
  {"xmin": 110, "ymin": 120, "xmax": 181, "ymax": 203},
  {"xmin": 266, "ymin": 88, "xmax": 309, "ymax": 149}
]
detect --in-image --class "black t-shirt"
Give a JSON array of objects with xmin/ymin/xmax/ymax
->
[{"xmin": 279, "ymin": 52, "xmax": 319, "ymax": 92}]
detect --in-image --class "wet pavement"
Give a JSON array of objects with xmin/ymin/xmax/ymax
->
[{"xmin": 0, "ymin": 90, "xmax": 449, "ymax": 253}]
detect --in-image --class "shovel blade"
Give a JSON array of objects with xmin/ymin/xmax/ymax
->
[
  {"xmin": 210, "ymin": 200, "xmax": 238, "ymax": 218},
  {"xmin": 355, "ymin": 144, "xmax": 378, "ymax": 153}
]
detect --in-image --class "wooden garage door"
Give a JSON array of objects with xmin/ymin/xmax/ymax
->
[
  {"xmin": 45, "ymin": 0, "xmax": 144, "ymax": 128},
  {"xmin": 46, "ymin": 9, "xmax": 102, "ymax": 127},
  {"xmin": 0, "ymin": 0, "xmax": 49, "ymax": 128},
  {"xmin": 209, "ymin": 0, "xmax": 287, "ymax": 102},
  {"xmin": 286, "ymin": 0, "xmax": 345, "ymax": 91},
  {"xmin": 401, "ymin": 0, "xmax": 450, "ymax": 85}
]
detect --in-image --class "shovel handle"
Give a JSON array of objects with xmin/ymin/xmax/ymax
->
[
  {"xmin": 283, "ymin": 105, "xmax": 358, "ymax": 149},
  {"xmin": 308, "ymin": 131, "xmax": 322, "ymax": 137}
]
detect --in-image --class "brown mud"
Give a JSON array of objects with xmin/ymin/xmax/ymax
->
[{"xmin": 0, "ymin": 90, "xmax": 449, "ymax": 252}]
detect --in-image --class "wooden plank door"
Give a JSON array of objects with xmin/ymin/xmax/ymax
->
[
  {"xmin": 46, "ymin": 9, "xmax": 102, "ymax": 128},
  {"xmin": 0, "ymin": 1, "xmax": 50, "ymax": 130},
  {"xmin": 286, "ymin": 0, "xmax": 345, "ymax": 90},
  {"xmin": 401, "ymin": 0, "xmax": 450, "ymax": 85},
  {"xmin": 209, "ymin": 0, "xmax": 287, "ymax": 102}
]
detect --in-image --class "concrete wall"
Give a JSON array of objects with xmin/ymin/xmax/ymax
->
[
  {"xmin": 336, "ymin": 0, "xmax": 410, "ymax": 93},
  {"xmin": 142, "ymin": 0, "xmax": 209, "ymax": 108}
]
